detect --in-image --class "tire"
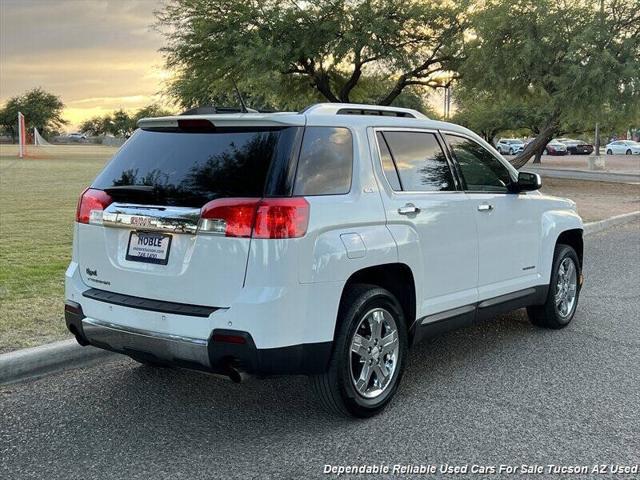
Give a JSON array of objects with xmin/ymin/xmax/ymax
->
[
  {"xmin": 606, "ymin": 149, "xmax": 612, "ymax": 155},
  {"xmin": 626, "ymin": 149, "xmax": 632, "ymax": 155},
  {"xmin": 527, "ymin": 244, "xmax": 581, "ymax": 329},
  {"xmin": 509, "ymin": 148, "xmax": 514, "ymax": 155},
  {"xmin": 311, "ymin": 284, "xmax": 408, "ymax": 418},
  {"xmin": 543, "ymin": 149, "xmax": 548, "ymax": 155}
]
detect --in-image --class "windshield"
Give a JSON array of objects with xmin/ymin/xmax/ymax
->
[{"xmin": 92, "ymin": 127, "xmax": 300, "ymax": 207}]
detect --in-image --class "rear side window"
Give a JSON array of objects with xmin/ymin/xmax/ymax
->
[
  {"xmin": 293, "ymin": 127, "xmax": 353, "ymax": 196},
  {"xmin": 380, "ymin": 131, "xmax": 455, "ymax": 192},
  {"xmin": 92, "ymin": 127, "xmax": 300, "ymax": 207},
  {"xmin": 376, "ymin": 132, "xmax": 401, "ymax": 191}
]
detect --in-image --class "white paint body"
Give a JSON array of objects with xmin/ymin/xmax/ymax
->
[{"xmin": 66, "ymin": 104, "xmax": 583, "ymax": 351}]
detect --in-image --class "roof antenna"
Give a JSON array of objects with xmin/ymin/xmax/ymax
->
[{"xmin": 232, "ymin": 79, "xmax": 254, "ymax": 113}]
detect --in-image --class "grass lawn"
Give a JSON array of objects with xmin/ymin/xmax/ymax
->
[
  {"xmin": 0, "ymin": 144, "xmax": 115, "ymax": 352},
  {"xmin": 0, "ymin": 144, "xmax": 638, "ymax": 353}
]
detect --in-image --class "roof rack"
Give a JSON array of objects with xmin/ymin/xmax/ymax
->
[{"xmin": 300, "ymin": 103, "xmax": 427, "ymax": 119}]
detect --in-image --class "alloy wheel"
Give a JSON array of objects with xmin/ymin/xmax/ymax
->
[
  {"xmin": 349, "ymin": 308, "xmax": 400, "ymax": 399},
  {"xmin": 555, "ymin": 257, "xmax": 577, "ymax": 318}
]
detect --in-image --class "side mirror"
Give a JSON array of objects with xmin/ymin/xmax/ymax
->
[{"xmin": 515, "ymin": 171, "xmax": 542, "ymax": 192}]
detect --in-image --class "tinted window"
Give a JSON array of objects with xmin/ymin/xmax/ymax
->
[
  {"xmin": 382, "ymin": 131, "xmax": 454, "ymax": 192},
  {"xmin": 445, "ymin": 134, "xmax": 513, "ymax": 193},
  {"xmin": 293, "ymin": 127, "xmax": 352, "ymax": 195},
  {"xmin": 93, "ymin": 127, "xmax": 299, "ymax": 207},
  {"xmin": 376, "ymin": 132, "xmax": 401, "ymax": 190}
]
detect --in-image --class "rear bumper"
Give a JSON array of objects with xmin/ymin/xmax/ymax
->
[{"xmin": 65, "ymin": 301, "xmax": 332, "ymax": 376}]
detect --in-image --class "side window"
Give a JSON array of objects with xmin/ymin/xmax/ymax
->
[
  {"xmin": 376, "ymin": 132, "xmax": 401, "ymax": 190},
  {"xmin": 293, "ymin": 127, "xmax": 353, "ymax": 195},
  {"xmin": 381, "ymin": 131, "xmax": 455, "ymax": 192},
  {"xmin": 445, "ymin": 134, "xmax": 513, "ymax": 193}
]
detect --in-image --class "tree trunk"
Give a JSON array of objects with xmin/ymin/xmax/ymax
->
[
  {"xmin": 532, "ymin": 149, "xmax": 543, "ymax": 164},
  {"xmin": 509, "ymin": 116, "xmax": 559, "ymax": 170}
]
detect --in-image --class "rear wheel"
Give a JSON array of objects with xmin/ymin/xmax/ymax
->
[
  {"xmin": 527, "ymin": 245, "xmax": 580, "ymax": 329},
  {"xmin": 311, "ymin": 284, "xmax": 408, "ymax": 417},
  {"xmin": 543, "ymin": 149, "xmax": 548, "ymax": 155},
  {"xmin": 606, "ymin": 149, "xmax": 612, "ymax": 155},
  {"xmin": 626, "ymin": 149, "xmax": 632, "ymax": 155}
]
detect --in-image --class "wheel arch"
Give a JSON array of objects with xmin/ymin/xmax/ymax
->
[
  {"xmin": 556, "ymin": 228, "xmax": 584, "ymax": 268},
  {"xmin": 336, "ymin": 263, "xmax": 417, "ymax": 343}
]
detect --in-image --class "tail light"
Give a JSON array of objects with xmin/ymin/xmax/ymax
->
[
  {"xmin": 76, "ymin": 188, "xmax": 113, "ymax": 224},
  {"xmin": 199, "ymin": 197, "xmax": 309, "ymax": 239},
  {"xmin": 253, "ymin": 198, "xmax": 309, "ymax": 239},
  {"xmin": 200, "ymin": 198, "xmax": 260, "ymax": 237}
]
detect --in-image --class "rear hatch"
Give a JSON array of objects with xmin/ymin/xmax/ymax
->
[{"xmin": 77, "ymin": 121, "xmax": 302, "ymax": 306}]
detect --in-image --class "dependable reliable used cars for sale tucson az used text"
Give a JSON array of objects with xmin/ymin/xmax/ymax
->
[{"xmin": 65, "ymin": 103, "xmax": 585, "ymax": 417}]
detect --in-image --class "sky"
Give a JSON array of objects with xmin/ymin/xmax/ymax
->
[{"xmin": 0, "ymin": 0, "xmax": 170, "ymax": 130}]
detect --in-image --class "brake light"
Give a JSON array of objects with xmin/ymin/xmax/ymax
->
[
  {"xmin": 76, "ymin": 188, "xmax": 113, "ymax": 224},
  {"xmin": 253, "ymin": 198, "xmax": 309, "ymax": 239},
  {"xmin": 199, "ymin": 197, "xmax": 309, "ymax": 239},
  {"xmin": 200, "ymin": 198, "xmax": 259, "ymax": 237}
]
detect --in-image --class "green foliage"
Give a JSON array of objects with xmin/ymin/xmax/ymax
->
[
  {"xmin": 79, "ymin": 104, "xmax": 174, "ymax": 136},
  {"xmin": 457, "ymin": 0, "xmax": 640, "ymax": 165},
  {"xmin": 156, "ymin": 0, "xmax": 468, "ymax": 109},
  {"xmin": 0, "ymin": 88, "xmax": 67, "ymax": 141}
]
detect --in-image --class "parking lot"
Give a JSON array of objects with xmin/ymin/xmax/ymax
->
[{"xmin": 2, "ymin": 223, "xmax": 638, "ymax": 479}]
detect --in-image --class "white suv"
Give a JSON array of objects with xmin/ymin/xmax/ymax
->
[
  {"xmin": 65, "ymin": 103, "xmax": 584, "ymax": 417},
  {"xmin": 495, "ymin": 138, "xmax": 525, "ymax": 155}
]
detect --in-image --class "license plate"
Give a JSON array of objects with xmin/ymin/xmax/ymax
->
[{"xmin": 126, "ymin": 232, "xmax": 172, "ymax": 265}]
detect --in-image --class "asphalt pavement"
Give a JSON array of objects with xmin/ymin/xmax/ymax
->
[{"xmin": 2, "ymin": 223, "xmax": 639, "ymax": 479}]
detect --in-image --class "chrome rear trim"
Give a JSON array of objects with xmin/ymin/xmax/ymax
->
[
  {"xmin": 82, "ymin": 318, "xmax": 210, "ymax": 367},
  {"xmin": 100, "ymin": 203, "xmax": 201, "ymax": 234}
]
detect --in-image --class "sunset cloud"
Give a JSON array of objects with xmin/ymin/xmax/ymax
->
[{"xmin": 0, "ymin": 0, "xmax": 172, "ymax": 128}]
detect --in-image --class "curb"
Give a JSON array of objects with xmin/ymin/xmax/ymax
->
[
  {"xmin": 583, "ymin": 211, "xmax": 640, "ymax": 236},
  {"xmin": 2, "ymin": 211, "xmax": 639, "ymax": 386},
  {"xmin": 0, "ymin": 339, "xmax": 114, "ymax": 385}
]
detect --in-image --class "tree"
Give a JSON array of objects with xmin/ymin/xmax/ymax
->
[
  {"xmin": 0, "ymin": 88, "xmax": 67, "ymax": 142},
  {"xmin": 79, "ymin": 105, "xmax": 174, "ymax": 136},
  {"xmin": 79, "ymin": 116, "xmax": 108, "ymax": 136},
  {"xmin": 460, "ymin": 0, "xmax": 640, "ymax": 168},
  {"xmin": 156, "ymin": 0, "xmax": 467, "ymax": 109}
]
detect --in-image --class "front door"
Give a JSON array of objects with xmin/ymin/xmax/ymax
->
[{"xmin": 443, "ymin": 133, "xmax": 541, "ymax": 301}]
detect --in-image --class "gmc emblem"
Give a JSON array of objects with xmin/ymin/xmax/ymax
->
[{"xmin": 131, "ymin": 216, "xmax": 152, "ymax": 227}]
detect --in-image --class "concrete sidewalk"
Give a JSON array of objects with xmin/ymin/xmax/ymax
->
[{"xmin": 525, "ymin": 166, "xmax": 640, "ymax": 184}]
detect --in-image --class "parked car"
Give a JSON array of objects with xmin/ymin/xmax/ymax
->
[
  {"xmin": 544, "ymin": 139, "xmax": 568, "ymax": 155},
  {"xmin": 557, "ymin": 138, "xmax": 594, "ymax": 155},
  {"xmin": 605, "ymin": 140, "xmax": 640, "ymax": 155},
  {"xmin": 495, "ymin": 138, "xmax": 525, "ymax": 155},
  {"xmin": 68, "ymin": 132, "xmax": 87, "ymax": 140},
  {"xmin": 65, "ymin": 103, "xmax": 584, "ymax": 417}
]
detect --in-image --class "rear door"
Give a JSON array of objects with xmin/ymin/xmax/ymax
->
[
  {"xmin": 77, "ymin": 125, "xmax": 300, "ymax": 307},
  {"xmin": 372, "ymin": 129, "xmax": 479, "ymax": 317},
  {"xmin": 443, "ymin": 133, "xmax": 541, "ymax": 301}
]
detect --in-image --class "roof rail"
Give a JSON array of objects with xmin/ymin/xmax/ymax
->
[{"xmin": 300, "ymin": 103, "xmax": 427, "ymax": 119}]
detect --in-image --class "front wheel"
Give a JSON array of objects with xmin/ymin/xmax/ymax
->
[
  {"xmin": 626, "ymin": 149, "xmax": 632, "ymax": 155},
  {"xmin": 543, "ymin": 149, "xmax": 548, "ymax": 155},
  {"xmin": 311, "ymin": 284, "xmax": 408, "ymax": 417},
  {"xmin": 606, "ymin": 149, "xmax": 612, "ymax": 155},
  {"xmin": 527, "ymin": 244, "xmax": 581, "ymax": 329}
]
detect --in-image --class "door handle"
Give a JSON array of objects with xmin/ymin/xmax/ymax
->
[
  {"xmin": 478, "ymin": 203, "xmax": 494, "ymax": 212},
  {"xmin": 398, "ymin": 203, "xmax": 420, "ymax": 215}
]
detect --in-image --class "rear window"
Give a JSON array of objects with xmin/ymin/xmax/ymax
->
[
  {"xmin": 92, "ymin": 127, "xmax": 300, "ymax": 207},
  {"xmin": 293, "ymin": 127, "xmax": 353, "ymax": 196}
]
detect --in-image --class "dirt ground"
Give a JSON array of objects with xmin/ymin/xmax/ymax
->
[
  {"xmin": 526, "ymin": 154, "xmax": 640, "ymax": 174},
  {"xmin": 540, "ymin": 177, "xmax": 640, "ymax": 222}
]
